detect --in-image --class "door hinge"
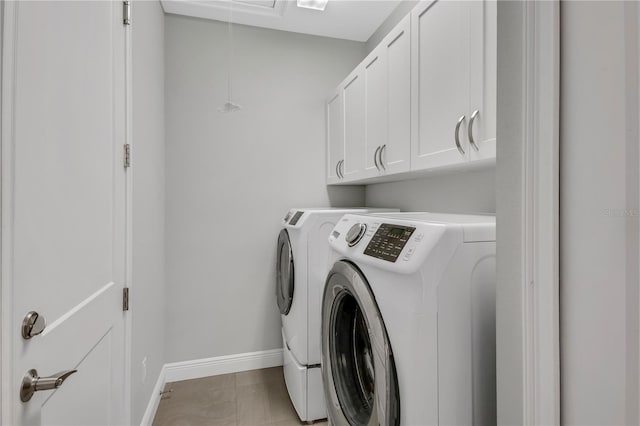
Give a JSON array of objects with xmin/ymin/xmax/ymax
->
[
  {"xmin": 124, "ymin": 143, "xmax": 131, "ymax": 168},
  {"xmin": 123, "ymin": 1, "xmax": 131, "ymax": 25},
  {"xmin": 123, "ymin": 287, "xmax": 129, "ymax": 311}
]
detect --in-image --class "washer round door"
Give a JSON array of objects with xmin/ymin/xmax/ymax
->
[
  {"xmin": 276, "ymin": 229, "xmax": 294, "ymax": 315},
  {"xmin": 321, "ymin": 261, "xmax": 400, "ymax": 426}
]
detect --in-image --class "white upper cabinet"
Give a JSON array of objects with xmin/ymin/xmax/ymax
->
[
  {"xmin": 326, "ymin": 0, "xmax": 495, "ymax": 185},
  {"xmin": 411, "ymin": 0, "xmax": 471, "ymax": 169},
  {"xmin": 468, "ymin": 0, "xmax": 497, "ymax": 161},
  {"xmin": 379, "ymin": 15, "xmax": 412, "ymax": 175},
  {"xmin": 359, "ymin": 14, "xmax": 412, "ymax": 181},
  {"xmin": 363, "ymin": 50, "xmax": 387, "ymax": 179},
  {"xmin": 343, "ymin": 71, "xmax": 367, "ymax": 180},
  {"xmin": 326, "ymin": 15, "xmax": 412, "ymax": 184},
  {"xmin": 326, "ymin": 90, "xmax": 344, "ymax": 184},
  {"xmin": 411, "ymin": 0, "xmax": 496, "ymax": 171}
]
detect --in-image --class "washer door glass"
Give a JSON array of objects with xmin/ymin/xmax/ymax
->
[
  {"xmin": 323, "ymin": 261, "xmax": 400, "ymax": 426},
  {"xmin": 276, "ymin": 229, "xmax": 294, "ymax": 315},
  {"xmin": 331, "ymin": 291, "xmax": 376, "ymax": 424}
]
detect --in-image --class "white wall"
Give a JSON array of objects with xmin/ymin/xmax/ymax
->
[
  {"xmin": 560, "ymin": 2, "xmax": 639, "ymax": 424},
  {"xmin": 131, "ymin": 1, "xmax": 166, "ymax": 423},
  {"xmin": 365, "ymin": 168, "xmax": 495, "ymax": 213},
  {"xmin": 164, "ymin": 14, "xmax": 366, "ymax": 362}
]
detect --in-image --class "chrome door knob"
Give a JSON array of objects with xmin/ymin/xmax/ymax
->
[
  {"xmin": 21, "ymin": 311, "xmax": 46, "ymax": 340},
  {"xmin": 20, "ymin": 369, "xmax": 77, "ymax": 402},
  {"xmin": 346, "ymin": 223, "xmax": 367, "ymax": 247}
]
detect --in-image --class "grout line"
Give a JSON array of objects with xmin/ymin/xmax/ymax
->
[{"xmin": 234, "ymin": 372, "xmax": 239, "ymax": 426}]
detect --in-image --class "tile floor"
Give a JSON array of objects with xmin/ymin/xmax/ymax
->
[{"xmin": 152, "ymin": 367, "xmax": 329, "ymax": 426}]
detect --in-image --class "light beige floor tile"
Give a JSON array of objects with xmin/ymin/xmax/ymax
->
[
  {"xmin": 153, "ymin": 373, "xmax": 238, "ymax": 426},
  {"xmin": 236, "ymin": 366, "xmax": 284, "ymax": 387},
  {"xmin": 170, "ymin": 373, "xmax": 236, "ymax": 392},
  {"xmin": 153, "ymin": 400, "xmax": 237, "ymax": 426},
  {"xmin": 151, "ymin": 367, "xmax": 321, "ymax": 426},
  {"xmin": 236, "ymin": 380, "xmax": 298, "ymax": 425},
  {"xmin": 266, "ymin": 419, "xmax": 328, "ymax": 426},
  {"xmin": 160, "ymin": 375, "xmax": 237, "ymax": 410}
]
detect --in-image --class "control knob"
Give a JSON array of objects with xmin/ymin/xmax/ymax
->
[{"xmin": 346, "ymin": 223, "xmax": 367, "ymax": 247}]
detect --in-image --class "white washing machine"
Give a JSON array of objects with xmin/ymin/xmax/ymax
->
[
  {"xmin": 321, "ymin": 212, "xmax": 496, "ymax": 426},
  {"xmin": 276, "ymin": 207, "xmax": 397, "ymax": 422}
]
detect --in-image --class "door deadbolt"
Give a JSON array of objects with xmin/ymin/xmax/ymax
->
[
  {"xmin": 22, "ymin": 311, "xmax": 46, "ymax": 339},
  {"xmin": 20, "ymin": 369, "xmax": 77, "ymax": 402}
]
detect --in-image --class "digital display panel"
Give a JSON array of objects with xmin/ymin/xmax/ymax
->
[
  {"xmin": 364, "ymin": 223, "xmax": 415, "ymax": 262},
  {"xmin": 387, "ymin": 227, "xmax": 406, "ymax": 238},
  {"xmin": 289, "ymin": 211, "xmax": 304, "ymax": 225}
]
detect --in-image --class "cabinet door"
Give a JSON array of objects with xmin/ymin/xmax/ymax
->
[
  {"xmin": 326, "ymin": 91, "xmax": 344, "ymax": 184},
  {"xmin": 412, "ymin": 0, "xmax": 471, "ymax": 170},
  {"xmin": 382, "ymin": 15, "xmax": 412, "ymax": 174},
  {"xmin": 343, "ymin": 71, "xmax": 367, "ymax": 181},
  {"xmin": 469, "ymin": 0, "xmax": 496, "ymax": 161},
  {"xmin": 364, "ymin": 48, "xmax": 386, "ymax": 178}
]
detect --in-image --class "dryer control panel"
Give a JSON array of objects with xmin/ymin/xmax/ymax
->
[
  {"xmin": 329, "ymin": 213, "xmax": 494, "ymax": 274},
  {"xmin": 363, "ymin": 224, "xmax": 415, "ymax": 262},
  {"xmin": 328, "ymin": 213, "xmax": 452, "ymax": 274}
]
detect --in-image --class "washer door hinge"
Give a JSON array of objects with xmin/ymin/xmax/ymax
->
[
  {"xmin": 124, "ymin": 143, "xmax": 131, "ymax": 168},
  {"xmin": 123, "ymin": 287, "xmax": 129, "ymax": 311},
  {"xmin": 123, "ymin": 1, "xmax": 131, "ymax": 25}
]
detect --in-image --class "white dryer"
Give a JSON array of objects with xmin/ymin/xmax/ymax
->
[
  {"xmin": 276, "ymin": 207, "xmax": 397, "ymax": 422},
  {"xmin": 321, "ymin": 212, "xmax": 496, "ymax": 426}
]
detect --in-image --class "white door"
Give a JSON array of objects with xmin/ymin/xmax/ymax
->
[
  {"xmin": 1, "ymin": 1, "xmax": 128, "ymax": 425},
  {"xmin": 364, "ymin": 48, "xmax": 386, "ymax": 179},
  {"xmin": 326, "ymin": 91, "xmax": 344, "ymax": 184},
  {"xmin": 412, "ymin": 0, "xmax": 471, "ymax": 170},
  {"xmin": 468, "ymin": 0, "xmax": 497, "ymax": 162},
  {"xmin": 342, "ymin": 71, "xmax": 366, "ymax": 181},
  {"xmin": 381, "ymin": 15, "xmax": 411, "ymax": 175}
]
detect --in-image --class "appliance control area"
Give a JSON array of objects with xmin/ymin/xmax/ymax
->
[
  {"xmin": 328, "ymin": 214, "xmax": 454, "ymax": 274},
  {"xmin": 363, "ymin": 223, "xmax": 416, "ymax": 262}
]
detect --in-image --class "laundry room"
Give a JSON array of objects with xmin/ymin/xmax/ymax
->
[{"xmin": 1, "ymin": 1, "xmax": 638, "ymax": 426}]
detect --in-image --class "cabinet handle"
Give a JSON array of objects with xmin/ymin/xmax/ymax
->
[
  {"xmin": 339, "ymin": 160, "xmax": 345, "ymax": 179},
  {"xmin": 468, "ymin": 109, "xmax": 480, "ymax": 151},
  {"xmin": 335, "ymin": 161, "xmax": 340, "ymax": 179},
  {"xmin": 374, "ymin": 146, "xmax": 381, "ymax": 171},
  {"xmin": 379, "ymin": 145, "xmax": 387, "ymax": 171},
  {"xmin": 455, "ymin": 115, "xmax": 466, "ymax": 155}
]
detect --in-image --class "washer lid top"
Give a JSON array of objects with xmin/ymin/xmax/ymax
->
[
  {"xmin": 364, "ymin": 212, "xmax": 495, "ymax": 242},
  {"xmin": 281, "ymin": 207, "xmax": 400, "ymax": 228}
]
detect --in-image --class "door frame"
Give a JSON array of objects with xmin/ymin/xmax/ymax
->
[
  {"xmin": 496, "ymin": 1, "xmax": 560, "ymax": 425},
  {"xmin": 124, "ymin": 2, "xmax": 133, "ymax": 423},
  {"xmin": 0, "ymin": 1, "xmax": 134, "ymax": 423}
]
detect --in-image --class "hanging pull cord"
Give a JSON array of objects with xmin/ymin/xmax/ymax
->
[{"xmin": 219, "ymin": 1, "xmax": 242, "ymax": 113}]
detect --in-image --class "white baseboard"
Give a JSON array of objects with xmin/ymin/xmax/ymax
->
[
  {"xmin": 140, "ymin": 366, "xmax": 166, "ymax": 426},
  {"xmin": 140, "ymin": 348, "xmax": 284, "ymax": 425},
  {"xmin": 164, "ymin": 348, "xmax": 284, "ymax": 383}
]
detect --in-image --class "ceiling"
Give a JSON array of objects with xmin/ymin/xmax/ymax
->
[{"xmin": 161, "ymin": 0, "xmax": 402, "ymax": 42}]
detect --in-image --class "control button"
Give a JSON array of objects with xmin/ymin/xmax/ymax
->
[
  {"xmin": 346, "ymin": 223, "xmax": 367, "ymax": 247},
  {"xmin": 403, "ymin": 247, "xmax": 415, "ymax": 261},
  {"xmin": 415, "ymin": 233, "xmax": 424, "ymax": 242}
]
